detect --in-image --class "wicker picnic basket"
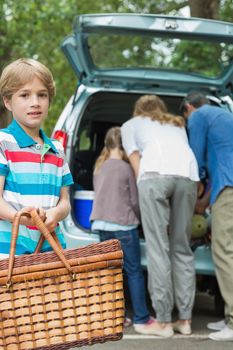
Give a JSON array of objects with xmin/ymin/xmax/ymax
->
[{"xmin": 0, "ymin": 208, "xmax": 125, "ymax": 350}]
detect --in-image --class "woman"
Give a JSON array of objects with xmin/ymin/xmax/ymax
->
[{"xmin": 121, "ymin": 95, "xmax": 199, "ymax": 337}]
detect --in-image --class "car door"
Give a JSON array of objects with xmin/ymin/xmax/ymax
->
[{"xmin": 61, "ymin": 13, "xmax": 233, "ymax": 101}]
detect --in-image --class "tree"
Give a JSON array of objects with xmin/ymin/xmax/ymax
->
[
  {"xmin": 189, "ymin": 0, "xmax": 220, "ymax": 19},
  {"xmin": 0, "ymin": 0, "xmax": 13, "ymax": 127},
  {"xmin": 1, "ymin": 0, "xmax": 232, "ymax": 134}
]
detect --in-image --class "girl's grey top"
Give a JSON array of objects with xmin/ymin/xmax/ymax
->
[{"xmin": 90, "ymin": 159, "xmax": 140, "ymax": 225}]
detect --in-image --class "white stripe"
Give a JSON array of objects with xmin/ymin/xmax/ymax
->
[
  {"xmin": 0, "ymin": 132, "xmax": 16, "ymax": 142},
  {"xmin": 0, "ymin": 131, "xmax": 64, "ymax": 154},
  {"xmin": 8, "ymin": 162, "xmax": 63, "ymax": 174},
  {"xmin": 52, "ymin": 140, "xmax": 64, "ymax": 151},
  {"xmin": 0, "ymin": 254, "xmax": 9, "ymax": 260},
  {"xmin": 0, "ymin": 154, "xmax": 7, "ymax": 165},
  {"xmin": 123, "ymin": 333, "xmax": 209, "ymax": 340},
  {"xmin": 4, "ymin": 191, "xmax": 58, "ymax": 207},
  {"xmin": 11, "ymin": 162, "xmax": 42, "ymax": 173}
]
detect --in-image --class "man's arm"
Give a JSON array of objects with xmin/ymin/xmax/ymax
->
[
  {"xmin": 195, "ymin": 187, "xmax": 211, "ymax": 214},
  {"xmin": 188, "ymin": 111, "xmax": 208, "ymax": 180}
]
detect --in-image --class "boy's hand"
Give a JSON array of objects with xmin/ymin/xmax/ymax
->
[
  {"xmin": 18, "ymin": 206, "xmax": 36, "ymax": 226},
  {"xmin": 43, "ymin": 208, "xmax": 59, "ymax": 232},
  {"xmin": 36, "ymin": 207, "xmax": 47, "ymax": 222},
  {"xmin": 19, "ymin": 207, "xmax": 47, "ymax": 226}
]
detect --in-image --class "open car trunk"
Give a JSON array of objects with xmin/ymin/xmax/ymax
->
[{"xmin": 71, "ymin": 91, "xmax": 185, "ymax": 192}]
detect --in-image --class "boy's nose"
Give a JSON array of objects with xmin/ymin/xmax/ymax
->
[{"xmin": 30, "ymin": 94, "xmax": 40, "ymax": 106}]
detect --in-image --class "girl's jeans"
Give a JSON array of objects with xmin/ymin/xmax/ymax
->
[{"xmin": 94, "ymin": 228, "xmax": 150, "ymax": 324}]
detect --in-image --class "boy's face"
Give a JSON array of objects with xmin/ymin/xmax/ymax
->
[{"xmin": 3, "ymin": 76, "xmax": 49, "ymax": 132}]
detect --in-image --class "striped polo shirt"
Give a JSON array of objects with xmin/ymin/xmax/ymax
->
[{"xmin": 0, "ymin": 120, "xmax": 73, "ymax": 255}]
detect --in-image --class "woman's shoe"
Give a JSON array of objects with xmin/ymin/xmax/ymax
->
[
  {"xmin": 134, "ymin": 318, "xmax": 174, "ymax": 338},
  {"xmin": 173, "ymin": 320, "xmax": 192, "ymax": 335}
]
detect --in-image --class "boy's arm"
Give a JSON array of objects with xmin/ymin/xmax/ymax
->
[
  {"xmin": 0, "ymin": 176, "xmax": 45, "ymax": 225},
  {"xmin": 0, "ymin": 176, "xmax": 17, "ymax": 221},
  {"xmin": 44, "ymin": 186, "xmax": 71, "ymax": 232}
]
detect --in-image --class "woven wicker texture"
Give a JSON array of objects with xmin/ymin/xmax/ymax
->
[{"xmin": 0, "ymin": 209, "xmax": 124, "ymax": 350}]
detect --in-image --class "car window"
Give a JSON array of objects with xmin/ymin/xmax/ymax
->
[
  {"xmin": 79, "ymin": 129, "xmax": 91, "ymax": 151},
  {"xmin": 88, "ymin": 33, "xmax": 233, "ymax": 79}
]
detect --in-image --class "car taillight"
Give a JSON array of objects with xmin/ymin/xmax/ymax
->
[{"xmin": 53, "ymin": 130, "xmax": 68, "ymax": 151}]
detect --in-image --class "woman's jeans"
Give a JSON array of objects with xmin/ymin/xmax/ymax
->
[{"xmin": 95, "ymin": 228, "xmax": 150, "ymax": 324}]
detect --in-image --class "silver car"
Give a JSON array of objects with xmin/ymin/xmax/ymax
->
[{"xmin": 53, "ymin": 14, "xmax": 233, "ymax": 303}]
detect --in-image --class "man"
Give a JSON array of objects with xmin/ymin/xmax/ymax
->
[{"xmin": 181, "ymin": 91, "xmax": 233, "ymax": 341}]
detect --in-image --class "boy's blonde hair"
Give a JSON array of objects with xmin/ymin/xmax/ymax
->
[
  {"xmin": 133, "ymin": 94, "xmax": 185, "ymax": 127},
  {"xmin": 0, "ymin": 58, "xmax": 55, "ymax": 103},
  {"xmin": 94, "ymin": 127, "xmax": 128, "ymax": 174}
]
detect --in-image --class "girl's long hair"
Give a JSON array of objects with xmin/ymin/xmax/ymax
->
[
  {"xmin": 133, "ymin": 94, "xmax": 185, "ymax": 127},
  {"xmin": 94, "ymin": 126, "xmax": 128, "ymax": 174}
]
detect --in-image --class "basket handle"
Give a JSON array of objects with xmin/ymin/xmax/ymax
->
[
  {"xmin": 34, "ymin": 230, "xmax": 64, "ymax": 254},
  {"xmin": 6, "ymin": 208, "xmax": 75, "ymax": 288}
]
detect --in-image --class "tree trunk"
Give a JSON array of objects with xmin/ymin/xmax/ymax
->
[
  {"xmin": 189, "ymin": 0, "xmax": 220, "ymax": 19},
  {"xmin": 0, "ymin": 1, "xmax": 14, "ymax": 128},
  {"xmin": 0, "ymin": 106, "xmax": 12, "ymax": 128}
]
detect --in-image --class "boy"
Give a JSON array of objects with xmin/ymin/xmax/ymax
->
[{"xmin": 0, "ymin": 58, "xmax": 73, "ymax": 256}]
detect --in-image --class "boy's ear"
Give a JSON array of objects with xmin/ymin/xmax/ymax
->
[{"xmin": 2, "ymin": 96, "xmax": 12, "ymax": 111}]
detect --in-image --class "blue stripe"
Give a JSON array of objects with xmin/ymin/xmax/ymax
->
[
  {"xmin": 0, "ymin": 233, "xmax": 38, "ymax": 254},
  {"xmin": 5, "ymin": 182, "xmax": 61, "ymax": 196},
  {"xmin": 62, "ymin": 173, "xmax": 74, "ymax": 186},
  {"xmin": 41, "ymin": 234, "xmax": 66, "ymax": 252},
  {"xmin": 0, "ymin": 164, "xmax": 9, "ymax": 176},
  {"xmin": 7, "ymin": 172, "xmax": 62, "ymax": 186},
  {"xmin": 0, "ymin": 229, "xmax": 66, "ymax": 254},
  {"xmin": 0, "ymin": 242, "xmax": 32, "ymax": 255}
]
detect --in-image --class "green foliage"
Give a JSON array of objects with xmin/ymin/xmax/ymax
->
[
  {"xmin": 219, "ymin": 0, "xmax": 233, "ymax": 22},
  {"xmin": 1, "ymin": 0, "xmax": 233, "ymax": 134},
  {"xmin": 171, "ymin": 41, "xmax": 225, "ymax": 78}
]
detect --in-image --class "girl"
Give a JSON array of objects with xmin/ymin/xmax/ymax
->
[{"xmin": 90, "ymin": 127, "xmax": 164, "ymax": 336}]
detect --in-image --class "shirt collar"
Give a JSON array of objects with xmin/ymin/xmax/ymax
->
[{"xmin": 8, "ymin": 120, "xmax": 58, "ymax": 153}]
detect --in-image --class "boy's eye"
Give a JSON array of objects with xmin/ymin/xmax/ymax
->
[
  {"xmin": 39, "ymin": 93, "xmax": 48, "ymax": 97},
  {"xmin": 20, "ymin": 93, "xmax": 28, "ymax": 98}
]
